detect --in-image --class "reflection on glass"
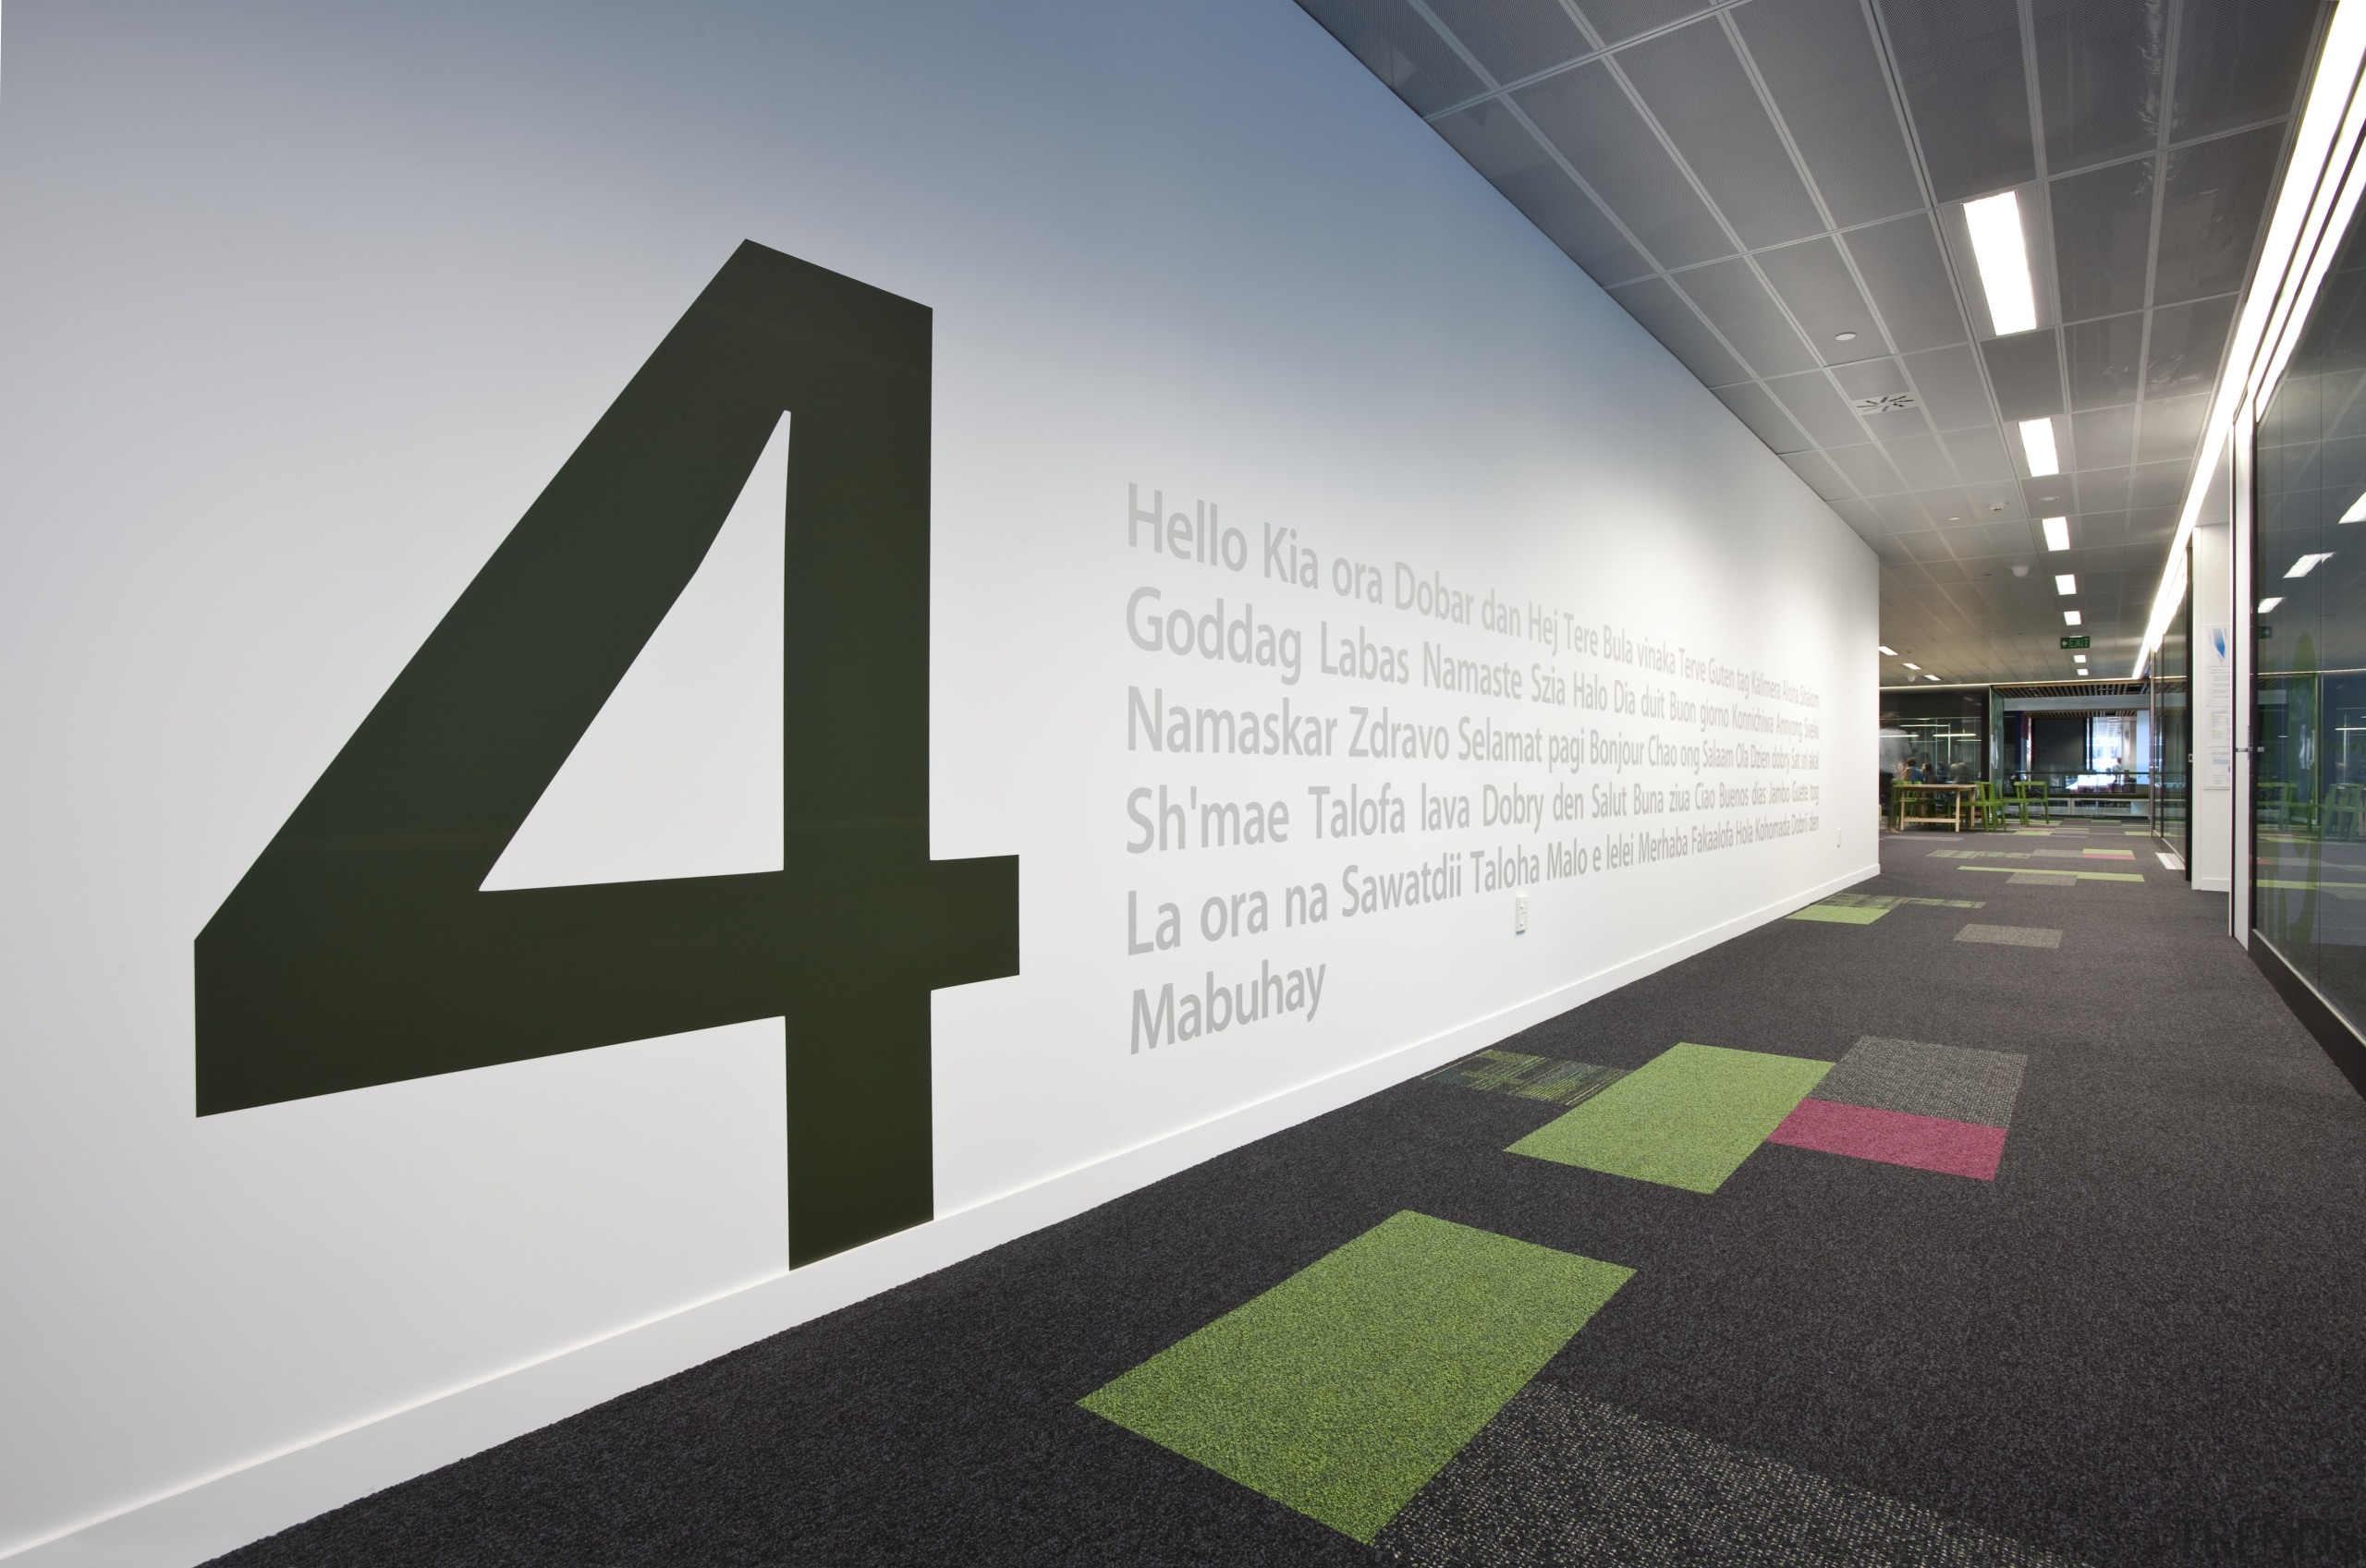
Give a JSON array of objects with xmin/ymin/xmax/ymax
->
[
  {"xmin": 1879, "ymin": 687, "xmax": 1986, "ymax": 827},
  {"xmin": 2254, "ymin": 194, "xmax": 2366, "ymax": 1027},
  {"xmin": 2153, "ymin": 562, "xmax": 2189, "ymax": 870},
  {"xmin": 2000, "ymin": 700, "xmax": 2153, "ymax": 820}
]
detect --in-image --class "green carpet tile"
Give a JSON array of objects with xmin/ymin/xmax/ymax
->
[
  {"xmin": 1789, "ymin": 893, "xmax": 1986, "ymax": 924},
  {"xmin": 1788, "ymin": 903, "xmax": 1888, "ymax": 924},
  {"xmin": 1507, "ymin": 1042, "xmax": 1831, "ymax": 1193},
  {"xmin": 1078, "ymin": 1211, "xmax": 1631, "ymax": 1543}
]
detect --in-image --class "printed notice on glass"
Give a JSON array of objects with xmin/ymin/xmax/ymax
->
[{"xmin": 2203, "ymin": 623, "xmax": 2233, "ymax": 790}]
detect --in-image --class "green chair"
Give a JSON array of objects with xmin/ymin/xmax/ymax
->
[
  {"xmin": 2327, "ymin": 783, "xmax": 2363, "ymax": 841},
  {"xmin": 1972, "ymin": 779, "xmax": 2008, "ymax": 831},
  {"xmin": 2011, "ymin": 779, "xmax": 2049, "ymax": 825}
]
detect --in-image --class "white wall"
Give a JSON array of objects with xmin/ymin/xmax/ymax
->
[
  {"xmin": 0, "ymin": 1, "xmax": 1876, "ymax": 1561},
  {"xmin": 2193, "ymin": 459, "xmax": 2235, "ymax": 894}
]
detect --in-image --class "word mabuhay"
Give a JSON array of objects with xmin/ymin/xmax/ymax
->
[{"xmin": 1131, "ymin": 960, "xmax": 1328, "ymax": 1052}]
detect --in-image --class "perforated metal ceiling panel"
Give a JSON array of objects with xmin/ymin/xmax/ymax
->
[{"xmin": 1296, "ymin": 0, "xmax": 2326, "ymax": 681}]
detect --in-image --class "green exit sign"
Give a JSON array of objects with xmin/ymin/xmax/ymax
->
[{"xmin": 2060, "ymin": 635, "xmax": 2091, "ymax": 649}]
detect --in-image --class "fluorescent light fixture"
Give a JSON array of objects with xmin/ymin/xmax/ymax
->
[
  {"xmin": 2259, "ymin": 596, "xmax": 2284, "ymax": 613},
  {"xmin": 2064, "ymin": 610, "xmax": 2082, "ymax": 626},
  {"xmin": 2074, "ymin": 654, "xmax": 2088, "ymax": 664},
  {"xmin": 2042, "ymin": 516, "xmax": 2070, "ymax": 551},
  {"xmin": 2342, "ymin": 492, "xmax": 2366, "ymax": 522},
  {"xmin": 2288, "ymin": 552, "xmax": 2334, "ymax": 577},
  {"xmin": 1903, "ymin": 662, "xmax": 1921, "ymax": 671},
  {"xmin": 2137, "ymin": 1, "xmax": 2366, "ymax": 676},
  {"xmin": 1925, "ymin": 674, "xmax": 1941, "ymax": 681},
  {"xmin": 1879, "ymin": 644, "xmax": 1898, "ymax": 655},
  {"xmin": 2019, "ymin": 419, "xmax": 2061, "ymax": 477},
  {"xmin": 2055, "ymin": 574, "xmax": 2078, "ymax": 595},
  {"xmin": 1964, "ymin": 190, "xmax": 2038, "ymax": 334}
]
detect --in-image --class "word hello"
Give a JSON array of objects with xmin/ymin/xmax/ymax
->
[{"xmin": 1129, "ymin": 486, "xmax": 1247, "ymax": 570}]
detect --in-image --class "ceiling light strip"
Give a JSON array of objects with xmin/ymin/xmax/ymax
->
[
  {"xmin": 2137, "ymin": 7, "xmax": 2366, "ymax": 675},
  {"xmin": 1965, "ymin": 192, "xmax": 2039, "ymax": 335},
  {"xmin": 2018, "ymin": 418, "xmax": 2060, "ymax": 477}
]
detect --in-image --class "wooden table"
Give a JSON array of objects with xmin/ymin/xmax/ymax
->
[{"xmin": 1893, "ymin": 781, "xmax": 1977, "ymax": 832}]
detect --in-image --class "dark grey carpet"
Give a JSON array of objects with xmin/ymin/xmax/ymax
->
[{"xmin": 207, "ymin": 832, "xmax": 2366, "ymax": 1566}]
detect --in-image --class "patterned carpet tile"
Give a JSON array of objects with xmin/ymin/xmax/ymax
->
[
  {"xmin": 1767, "ymin": 1099, "xmax": 2008, "ymax": 1181},
  {"xmin": 1376, "ymin": 1384, "xmax": 2080, "ymax": 1567},
  {"xmin": 1079, "ymin": 1212, "xmax": 1630, "ymax": 1544},
  {"xmin": 1962, "ymin": 865, "xmax": 2142, "ymax": 882},
  {"xmin": 2008, "ymin": 870, "xmax": 2079, "ymax": 886},
  {"xmin": 1425, "ymin": 1050, "xmax": 1628, "ymax": 1107},
  {"xmin": 1955, "ymin": 924, "xmax": 2063, "ymax": 949},
  {"xmin": 1812, "ymin": 1037, "xmax": 2026, "ymax": 1128}
]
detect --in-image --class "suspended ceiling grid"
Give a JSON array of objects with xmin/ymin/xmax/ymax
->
[{"xmin": 1294, "ymin": 0, "xmax": 2325, "ymax": 682}]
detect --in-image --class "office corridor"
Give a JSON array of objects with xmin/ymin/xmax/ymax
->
[{"xmin": 214, "ymin": 829, "xmax": 2366, "ymax": 1568}]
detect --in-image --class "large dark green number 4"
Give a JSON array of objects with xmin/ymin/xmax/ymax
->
[{"xmin": 195, "ymin": 243, "xmax": 1020, "ymax": 1267}]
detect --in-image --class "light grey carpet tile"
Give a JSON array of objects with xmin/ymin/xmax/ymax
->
[
  {"xmin": 1956, "ymin": 924, "xmax": 2063, "ymax": 949},
  {"xmin": 2009, "ymin": 870, "xmax": 2079, "ymax": 886},
  {"xmin": 1814, "ymin": 1036, "xmax": 2027, "ymax": 1127},
  {"xmin": 1377, "ymin": 1385, "xmax": 2082, "ymax": 1568}
]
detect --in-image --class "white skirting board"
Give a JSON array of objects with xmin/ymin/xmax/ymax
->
[{"xmin": 6, "ymin": 862, "xmax": 1876, "ymax": 1568}]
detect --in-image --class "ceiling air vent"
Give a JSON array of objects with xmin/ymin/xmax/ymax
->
[{"xmin": 1851, "ymin": 395, "xmax": 1918, "ymax": 414}]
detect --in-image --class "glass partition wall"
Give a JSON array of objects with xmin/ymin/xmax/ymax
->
[
  {"xmin": 1879, "ymin": 687, "xmax": 1987, "ymax": 779},
  {"xmin": 2253, "ymin": 195, "xmax": 2366, "ymax": 1029},
  {"xmin": 2153, "ymin": 554, "xmax": 2190, "ymax": 872}
]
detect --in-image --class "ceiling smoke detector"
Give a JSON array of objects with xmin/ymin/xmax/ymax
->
[
  {"xmin": 1851, "ymin": 394, "xmax": 1917, "ymax": 413},
  {"xmin": 2011, "ymin": 565, "xmax": 2031, "ymax": 577}
]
